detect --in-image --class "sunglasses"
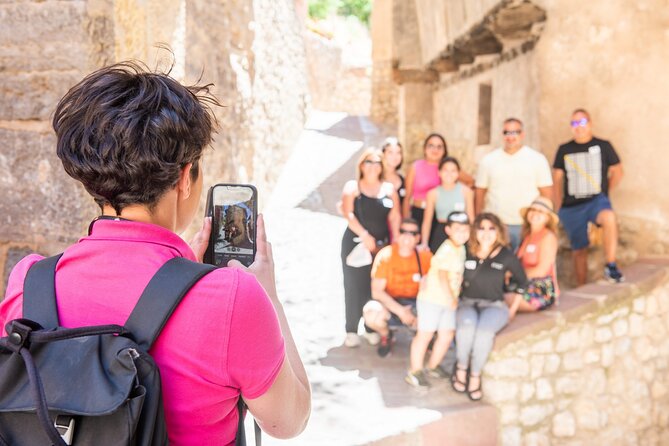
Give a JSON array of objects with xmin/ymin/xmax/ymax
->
[
  {"xmin": 503, "ymin": 130, "xmax": 522, "ymax": 136},
  {"xmin": 477, "ymin": 226, "xmax": 497, "ymax": 232},
  {"xmin": 400, "ymin": 228, "xmax": 419, "ymax": 236},
  {"xmin": 363, "ymin": 159, "xmax": 382, "ymax": 165},
  {"xmin": 570, "ymin": 118, "xmax": 589, "ymax": 128}
]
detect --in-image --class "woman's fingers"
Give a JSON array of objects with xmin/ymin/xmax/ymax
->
[
  {"xmin": 256, "ymin": 214, "xmax": 268, "ymax": 259},
  {"xmin": 227, "ymin": 259, "xmax": 247, "ymax": 270},
  {"xmin": 189, "ymin": 217, "xmax": 212, "ymax": 262}
]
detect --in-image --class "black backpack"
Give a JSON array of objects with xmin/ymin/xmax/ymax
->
[{"xmin": 0, "ymin": 255, "xmax": 257, "ymax": 446}]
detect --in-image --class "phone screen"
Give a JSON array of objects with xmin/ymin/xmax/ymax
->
[{"xmin": 207, "ymin": 184, "xmax": 257, "ymax": 267}]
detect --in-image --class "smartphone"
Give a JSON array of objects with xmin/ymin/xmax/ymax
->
[{"xmin": 204, "ymin": 184, "xmax": 258, "ymax": 267}]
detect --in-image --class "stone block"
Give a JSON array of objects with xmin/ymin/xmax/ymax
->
[
  {"xmin": 552, "ymin": 411, "xmax": 576, "ymax": 437},
  {"xmin": 556, "ymin": 328, "xmax": 580, "ymax": 352},
  {"xmin": 646, "ymin": 294, "xmax": 660, "ymax": 317},
  {"xmin": 562, "ymin": 351, "xmax": 583, "ymax": 371},
  {"xmin": 612, "ymin": 306, "xmax": 630, "ymax": 318},
  {"xmin": 530, "ymin": 355, "xmax": 544, "ymax": 379},
  {"xmin": 521, "ymin": 382, "xmax": 535, "ymax": 402},
  {"xmin": 614, "ymin": 337, "xmax": 631, "ymax": 356},
  {"xmin": 601, "ymin": 343, "xmax": 614, "ymax": 367},
  {"xmin": 499, "ymin": 403, "xmax": 519, "ymax": 425},
  {"xmin": 0, "ymin": 129, "xmax": 96, "ymax": 245},
  {"xmin": 578, "ymin": 324, "xmax": 594, "ymax": 348},
  {"xmin": 596, "ymin": 312, "xmax": 616, "ymax": 325},
  {"xmin": 0, "ymin": 72, "xmax": 83, "ymax": 121},
  {"xmin": 575, "ymin": 400, "xmax": 601, "ymax": 430},
  {"xmin": 653, "ymin": 404, "xmax": 669, "ymax": 428},
  {"xmin": 544, "ymin": 354, "xmax": 560, "ymax": 374},
  {"xmin": 642, "ymin": 364, "xmax": 655, "ymax": 382},
  {"xmin": 3, "ymin": 245, "xmax": 35, "ymax": 291},
  {"xmin": 483, "ymin": 380, "xmax": 518, "ymax": 403},
  {"xmin": 633, "ymin": 297, "xmax": 646, "ymax": 314},
  {"xmin": 644, "ymin": 316, "xmax": 666, "ymax": 342},
  {"xmin": 523, "ymin": 430, "xmax": 551, "ymax": 446},
  {"xmin": 651, "ymin": 380, "xmax": 668, "ymax": 399},
  {"xmin": 629, "ymin": 313, "xmax": 644, "ymax": 337},
  {"xmin": 536, "ymin": 378, "xmax": 553, "ymax": 400},
  {"xmin": 519, "ymin": 404, "xmax": 554, "ymax": 427},
  {"xmin": 584, "ymin": 348, "xmax": 601, "ymax": 364},
  {"xmin": 657, "ymin": 291, "xmax": 669, "ymax": 314},
  {"xmin": 0, "ymin": 2, "xmax": 89, "ymax": 72},
  {"xmin": 556, "ymin": 374, "xmax": 581, "ymax": 396},
  {"xmin": 612, "ymin": 318, "xmax": 629, "ymax": 337},
  {"xmin": 634, "ymin": 337, "xmax": 659, "ymax": 362},
  {"xmin": 485, "ymin": 357, "xmax": 530, "ymax": 378},
  {"xmin": 501, "ymin": 426, "xmax": 521, "ymax": 446},
  {"xmin": 530, "ymin": 338, "xmax": 553, "ymax": 354},
  {"xmin": 594, "ymin": 326, "xmax": 613, "ymax": 343},
  {"xmin": 585, "ymin": 368, "xmax": 607, "ymax": 396}
]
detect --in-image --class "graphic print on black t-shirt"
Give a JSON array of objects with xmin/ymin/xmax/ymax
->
[{"xmin": 553, "ymin": 137, "xmax": 620, "ymax": 207}]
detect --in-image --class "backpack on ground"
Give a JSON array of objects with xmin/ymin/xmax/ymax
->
[{"xmin": 0, "ymin": 255, "xmax": 255, "ymax": 446}]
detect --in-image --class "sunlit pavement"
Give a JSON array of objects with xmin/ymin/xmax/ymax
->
[{"xmin": 255, "ymin": 111, "xmax": 481, "ymax": 446}]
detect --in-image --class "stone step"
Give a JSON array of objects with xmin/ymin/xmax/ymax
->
[{"xmin": 320, "ymin": 329, "xmax": 499, "ymax": 446}]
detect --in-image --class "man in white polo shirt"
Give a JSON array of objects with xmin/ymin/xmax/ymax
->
[{"xmin": 475, "ymin": 117, "xmax": 553, "ymax": 251}]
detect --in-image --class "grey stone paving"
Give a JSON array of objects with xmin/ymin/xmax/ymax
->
[{"xmin": 256, "ymin": 111, "xmax": 475, "ymax": 445}]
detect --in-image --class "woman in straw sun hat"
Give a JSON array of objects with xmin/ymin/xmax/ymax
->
[{"xmin": 507, "ymin": 196, "xmax": 560, "ymax": 317}]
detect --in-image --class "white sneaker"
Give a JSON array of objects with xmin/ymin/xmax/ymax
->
[
  {"xmin": 362, "ymin": 332, "xmax": 381, "ymax": 346},
  {"xmin": 344, "ymin": 333, "xmax": 361, "ymax": 348}
]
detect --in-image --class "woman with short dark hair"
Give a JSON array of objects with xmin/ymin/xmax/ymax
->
[{"xmin": 0, "ymin": 62, "xmax": 310, "ymax": 444}]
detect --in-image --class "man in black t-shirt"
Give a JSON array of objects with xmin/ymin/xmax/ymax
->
[{"xmin": 553, "ymin": 109, "xmax": 624, "ymax": 285}]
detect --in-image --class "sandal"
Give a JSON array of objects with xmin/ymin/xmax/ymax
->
[
  {"xmin": 467, "ymin": 373, "xmax": 483, "ymax": 401},
  {"xmin": 450, "ymin": 365, "xmax": 467, "ymax": 394}
]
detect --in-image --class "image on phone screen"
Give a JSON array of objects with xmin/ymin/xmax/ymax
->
[{"xmin": 211, "ymin": 185, "xmax": 256, "ymax": 267}]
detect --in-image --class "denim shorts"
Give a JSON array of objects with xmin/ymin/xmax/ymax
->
[
  {"xmin": 558, "ymin": 194, "xmax": 612, "ymax": 250},
  {"xmin": 388, "ymin": 298, "xmax": 417, "ymax": 328},
  {"xmin": 417, "ymin": 299, "xmax": 456, "ymax": 332}
]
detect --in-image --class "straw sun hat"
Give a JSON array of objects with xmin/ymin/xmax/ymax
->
[{"xmin": 520, "ymin": 196, "xmax": 559, "ymax": 226}]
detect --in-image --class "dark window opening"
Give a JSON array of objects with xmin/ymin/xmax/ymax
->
[{"xmin": 477, "ymin": 84, "xmax": 492, "ymax": 145}]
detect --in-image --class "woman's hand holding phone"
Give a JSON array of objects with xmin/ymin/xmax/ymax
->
[
  {"xmin": 189, "ymin": 217, "xmax": 212, "ymax": 262},
  {"xmin": 227, "ymin": 214, "xmax": 278, "ymax": 301}
]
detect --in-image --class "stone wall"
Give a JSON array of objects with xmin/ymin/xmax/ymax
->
[
  {"xmin": 0, "ymin": 0, "xmax": 308, "ymax": 294},
  {"xmin": 484, "ymin": 259, "xmax": 669, "ymax": 445},
  {"xmin": 305, "ymin": 31, "xmax": 371, "ymax": 116}
]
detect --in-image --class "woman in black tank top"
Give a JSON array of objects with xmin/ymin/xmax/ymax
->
[{"xmin": 340, "ymin": 148, "xmax": 400, "ymax": 348}]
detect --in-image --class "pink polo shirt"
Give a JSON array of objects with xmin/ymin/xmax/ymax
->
[{"xmin": 0, "ymin": 219, "xmax": 285, "ymax": 445}]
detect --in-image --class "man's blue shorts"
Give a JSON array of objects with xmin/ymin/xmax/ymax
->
[{"xmin": 558, "ymin": 194, "xmax": 612, "ymax": 250}]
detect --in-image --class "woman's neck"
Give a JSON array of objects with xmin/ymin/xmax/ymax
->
[
  {"xmin": 477, "ymin": 243, "xmax": 497, "ymax": 258},
  {"xmin": 359, "ymin": 177, "xmax": 380, "ymax": 188},
  {"xmin": 530, "ymin": 225, "xmax": 547, "ymax": 235},
  {"xmin": 441, "ymin": 181, "xmax": 457, "ymax": 190}
]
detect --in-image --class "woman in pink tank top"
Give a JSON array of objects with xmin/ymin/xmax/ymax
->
[
  {"xmin": 507, "ymin": 197, "xmax": 560, "ymax": 317},
  {"xmin": 403, "ymin": 134, "xmax": 474, "ymax": 240},
  {"xmin": 402, "ymin": 134, "xmax": 446, "ymax": 228}
]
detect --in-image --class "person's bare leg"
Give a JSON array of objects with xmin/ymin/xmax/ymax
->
[
  {"xmin": 426, "ymin": 330, "xmax": 454, "ymax": 369},
  {"xmin": 410, "ymin": 331, "xmax": 433, "ymax": 372},
  {"xmin": 597, "ymin": 209, "xmax": 618, "ymax": 264},
  {"xmin": 363, "ymin": 308, "xmax": 390, "ymax": 336},
  {"xmin": 506, "ymin": 293, "xmax": 521, "ymax": 319},
  {"xmin": 573, "ymin": 248, "xmax": 588, "ymax": 286}
]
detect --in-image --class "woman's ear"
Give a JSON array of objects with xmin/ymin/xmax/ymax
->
[{"xmin": 177, "ymin": 163, "xmax": 193, "ymax": 199}]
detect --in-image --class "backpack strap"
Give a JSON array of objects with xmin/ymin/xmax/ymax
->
[
  {"xmin": 23, "ymin": 254, "xmax": 64, "ymax": 329},
  {"xmin": 124, "ymin": 257, "xmax": 216, "ymax": 350}
]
